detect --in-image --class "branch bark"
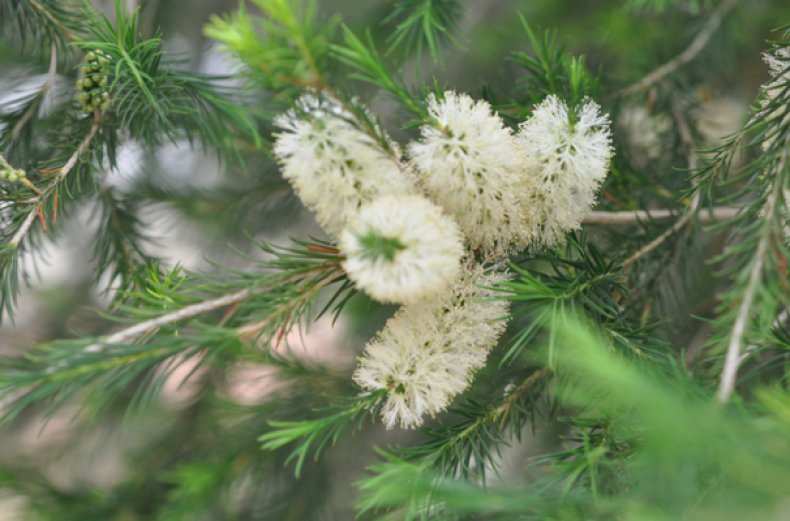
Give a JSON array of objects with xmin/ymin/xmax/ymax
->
[
  {"xmin": 8, "ymin": 122, "xmax": 100, "ymax": 249},
  {"xmin": 716, "ymin": 201, "xmax": 771, "ymax": 402},
  {"xmin": 583, "ymin": 206, "xmax": 737, "ymax": 225},
  {"xmin": 83, "ymin": 288, "xmax": 253, "ymax": 353},
  {"xmin": 717, "ymin": 149, "xmax": 786, "ymax": 403}
]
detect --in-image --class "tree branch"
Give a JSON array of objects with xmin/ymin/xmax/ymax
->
[
  {"xmin": 716, "ymin": 209, "xmax": 770, "ymax": 403},
  {"xmin": 583, "ymin": 206, "xmax": 737, "ymax": 226},
  {"xmin": 619, "ymin": 102, "xmax": 704, "ymax": 268},
  {"xmin": 28, "ymin": 0, "xmax": 76, "ymax": 41},
  {"xmin": 83, "ymin": 287, "xmax": 252, "ymax": 353},
  {"xmin": 82, "ymin": 262, "xmax": 343, "ymax": 353},
  {"xmin": 611, "ymin": 0, "xmax": 738, "ymax": 98},
  {"xmin": 717, "ymin": 150, "xmax": 785, "ymax": 403},
  {"xmin": 8, "ymin": 120, "xmax": 100, "ymax": 249}
]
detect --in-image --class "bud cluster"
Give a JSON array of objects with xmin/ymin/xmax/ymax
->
[
  {"xmin": 0, "ymin": 154, "xmax": 26, "ymax": 184},
  {"xmin": 76, "ymin": 50, "xmax": 112, "ymax": 114}
]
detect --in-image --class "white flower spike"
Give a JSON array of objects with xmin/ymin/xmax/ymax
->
[
  {"xmin": 409, "ymin": 91, "xmax": 527, "ymax": 257},
  {"xmin": 517, "ymin": 95, "xmax": 613, "ymax": 247},
  {"xmin": 340, "ymin": 194, "xmax": 463, "ymax": 305},
  {"xmin": 760, "ymin": 47, "xmax": 790, "ymax": 151},
  {"xmin": 273, "ymin": 93, "xmax": 414, "ymax": 237},
  {"xmin": 353, "ymin": 263, "xmax": 510, "ymax": 429}
]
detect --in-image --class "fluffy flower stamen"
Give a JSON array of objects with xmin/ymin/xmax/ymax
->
[
  {"xmin": 409, "ymin": 91, "xmax": 528, "ymax": 257},
  {"xmin": 353, "ymin": 263, "xmax": 511, "ymax": 429},
  {"xmin": 340, "ymin": 195, "xmax": 464, "ymax": 304},
  {"xmin": 273, "ymin": 93, "xmax": 415, "ymax": 237},
  {"xmin": 517, "ymin": 95, "xmax": 613, "ymax": 247}
]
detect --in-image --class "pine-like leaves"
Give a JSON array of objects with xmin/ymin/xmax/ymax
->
[
  {"xmin": 0, "ymin": 240, "xmax": 349, "ymax": 422},
  {"xmin": 0, "ymin": 1, "xmax": 260, "ymax": 321}
]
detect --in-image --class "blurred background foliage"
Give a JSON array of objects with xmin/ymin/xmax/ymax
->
[{"xmin": 0, "ymin": 0, "xmax": 788, "ymax": 519}]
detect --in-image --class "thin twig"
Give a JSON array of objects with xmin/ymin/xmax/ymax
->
[
  {"xmin": 621, "ymin": 211, "xmax": 694, "ymax": 269},
  {"xmin": 716, "ymin": 207, "xmax": 771, "ymax": 402},
  {"xmin": 83, "ymin": 288, "xmax": 253, "ymax": 352},
  {"xmin": 28, "ymin": 0, "xmax": 75, "ymax": 41},
  {"xmin": 8, "ymin": 206, "xmax": 38, "ymax": 250},
  {"xmin": 583, "ymin": 206, "xmax": 737, "ymax": 225},
  {"xmin": 611, "ymin": 0, "xmax": 738, "ymax": 98},
  {"xmin": 717, "ymin": 150, "xmax": 785, "ymax": 403},
  {"xmin": 438, "ymin": 367, "xmax": 552, "ymax": 455},
  {"xmin": 83, "ymin": 263, "xmax": 343, "ymax": 353},
  {"xmin": 496, "ymin": 367, "xmax": 551, "ymax": 421},
  {"xmin": 619, "ymin": 103, "xmax": 703, "ymax": 268},
  {"xmin": 8, "ymin": 122, "xmax": 100, "ymax": 249}
]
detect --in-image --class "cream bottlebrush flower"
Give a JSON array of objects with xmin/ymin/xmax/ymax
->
[
  {"xmin": 340, "ymin": 194, "xmax": 463, "ymax": 304},
  {"xmin": 353, "ymin": 263, "xmax": 510, "ymax": 429},
  {"xmin": 273, "ymin": 93, "xmax": 414, "ymax": 237},
  {"xmin": 760, "ymin": 46, "xmax": 789, "ymax": 151},
  {"xmin": 408, "ymin": 91, "xmax": 526, "ymax": 257},
  {"xmin": 517, "ymin": 95, "xmax": 613, "ymax": 247}
]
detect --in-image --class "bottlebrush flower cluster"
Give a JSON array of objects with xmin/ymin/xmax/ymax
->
[
  {"xmin": 273, "ymin": 90, "xmax": 613, "ymax": 429},
  {"xmin": 273, "ymin": 95, "xmax": 415, "ymax": 237},
  {"xmin": 352, "ymin": 262, "xmax": 510, "ymax": 429}
]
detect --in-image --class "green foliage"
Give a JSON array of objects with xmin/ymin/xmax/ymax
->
[
  {"xmin": 627, "ymin": 0, "xmax": 714, "ymax": 13},
  {"xmin": 358, "ymin": 317, "xmax": 790, "ymax": 520},
  {"xmin": 1, "ymin": 1, "xmax": 789, "ymax": 519},
  {"xmin": 383, "ymin": 0, "xmax": 463, "ymax": 64},
  {"xmin": 204, "ymin": 0, "xmax": 336, "ymax": 97},
  {"xmin": 0, "ymin": 243, "xmax": 19, "ymax": 319},
  {"xmin": 509, "ymin": 17, "xmax": 598, "ymax": 114},
  {"xmin": 0, "ymin": 239, "xmax": 349, "ymax": 423},
  {"xmin": 77, "ymin": 3, "xmax": 258, "ymax": 153},
  {"xmin": 0, "ymin": 0, "xmax": 260, "ymax": 323},
  {"xmin": 499, "ymin": 237, "xmax": 669, "ymax": 367},
  {"xmin": 692, "ymin": 29, "xmax": 789, "ymax": 398},
  {"xmin": 0, "ymin": 0, "xmax": 82, "ymax": 53},
  {"xmin": 390, "ymin": 367, "xmax": 551, "ymax": 483},
  {"xmin": 259, "ymin": 391, "xmax": 384, "ymax": 478},
  {"xmin": 331, "ymin": 26, "xmax": 426, "ymax": 118},
  {"xmin": 92, "ymin": 188, "xmax": 157, "ymax": 296}
]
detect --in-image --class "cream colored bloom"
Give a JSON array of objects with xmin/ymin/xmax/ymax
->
[
  {"xmin": 340, "ymin": 194, "xmax": 463, "ymax": 304},
  {"xmin": 517, "ymin": 95, "xmax": 613, "ymax": 247},
  {"xmin": 760, "ymin": 47, "xmax": 789, "ymax": 151},
  {"xmin": 353, "ymin": 263, "xmax": 510, "ymax": 429},
  {"xmin": 273, "ymin": 93, "xmax": 414, "ymax": 237},
  {"xmin": 408, "ymin": 91, "xmax": 527, "ymax": 257}
]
